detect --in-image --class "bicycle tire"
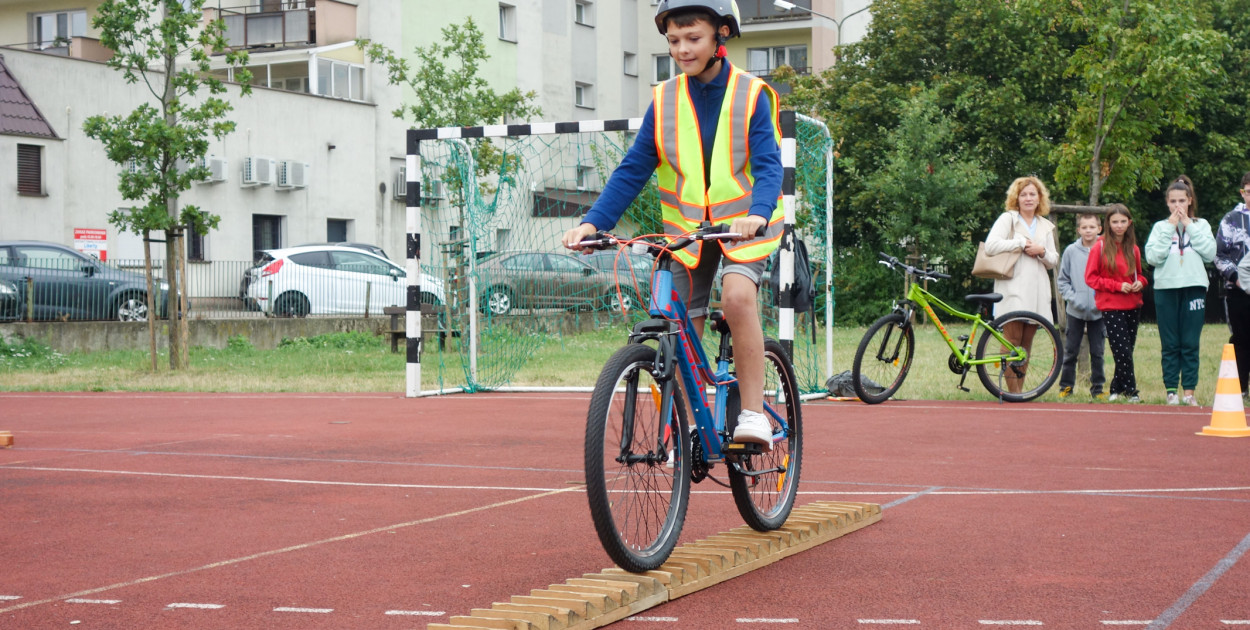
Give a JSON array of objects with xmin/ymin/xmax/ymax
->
[
  {"xmin": 585, "ymin": 342, "xmax": 691, "ymax": 573},
  {"xmin": 851, "ymin": 313, "xmax": 914, "ymax": 404},
  {"xmin": 729, "ymin": 338, "xmax": 803, "ymax": 531},
  {"xmin": 975, "ymin": 310, "xmax": 1063, "ymax": 402}
]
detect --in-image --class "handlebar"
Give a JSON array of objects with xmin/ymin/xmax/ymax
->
[
  {"xmin": 877, "ymin": 252, "xmax": 951, "ymax": 281},
  {"xmin": 577, "ymin": 223, "xmax": 765, "ymax": 255}
]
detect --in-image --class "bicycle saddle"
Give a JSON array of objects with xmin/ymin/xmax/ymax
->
[{"xmin": 964, "ymin": 293, "xmax": 1003, "ymax": 307}]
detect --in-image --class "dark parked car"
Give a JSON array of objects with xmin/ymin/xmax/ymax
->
[
  {"xmin": 0, "ymin": 241, "xmax": 170, "ymax": 321},
  {"xmin": 583, "ymin": 247, "xmax": 654, "ymax": 303},
  {"xmin": 474, "ymin": 251, "xmax": 640, "ymax": 315}
]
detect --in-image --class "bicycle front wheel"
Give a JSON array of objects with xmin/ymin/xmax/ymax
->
[
  {"xmin": 851, "ymin": 313, "xmax": 914, "ymax": 404},
  {"xmin": 975, "ymin": 310, "xmax": 1062, "ymax": 402},
  {"xmin": 730, "ymin": 339, "xmax": 803, "ymax": 531},
  {"xmin": 585, "ymin": 343, "xmax": 691, "ymax": 573}
]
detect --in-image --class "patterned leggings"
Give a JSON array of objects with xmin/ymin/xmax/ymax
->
[{"xmin": 1103, "ymin": 308, "xmax": 1141, "ymax": 396}]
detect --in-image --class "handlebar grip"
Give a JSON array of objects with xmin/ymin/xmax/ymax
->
[
  {"xmin": 932, "ymin": 271, "xmax": 952, "ymax": 280},
  {"xmin": 755, "ymin": 225, "xmax": 766, "ymax": 237}
]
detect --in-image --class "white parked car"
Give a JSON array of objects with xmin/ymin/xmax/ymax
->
[{"xmin": 240, "ymin": 245, "xmax": 445, "ymax": 317}]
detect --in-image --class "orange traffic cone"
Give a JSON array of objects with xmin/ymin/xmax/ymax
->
[
  {"xmin": 0, "ymin": 431, "xmax": 12, "ymax": 448},
  {"xmin": 1199, "ymin": 344, "xmax": 1250, "ymax": 438}
]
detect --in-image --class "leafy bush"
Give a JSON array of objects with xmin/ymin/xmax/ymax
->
[
  {"xmin": 225, "ymin": 335, "xmax": 253, "ymax": 352},
  {"xmin": 277, "ymin": 331, "xmax": 382, "ymax": 351}
]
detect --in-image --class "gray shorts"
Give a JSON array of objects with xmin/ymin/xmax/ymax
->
[{"xmin": 670, "ymin": 246, "xmax": 767, "ymax": 319}]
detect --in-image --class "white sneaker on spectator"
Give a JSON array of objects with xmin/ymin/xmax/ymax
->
[
  {"xmin": 733, "ymin": 410, "xmax": 773, "ymax": 450},
  {"xmin": 1183, "ymin": 394, "xmax": 1199, "ymax": 407},
  {"xmin": 1166, "ymin": 392, "xmax": 1179, "ymax": 405}
]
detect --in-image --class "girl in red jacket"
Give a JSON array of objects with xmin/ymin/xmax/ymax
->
[{"xmin": 1085, "ymin": 203, "xmax": 1148, "ymax": 402}]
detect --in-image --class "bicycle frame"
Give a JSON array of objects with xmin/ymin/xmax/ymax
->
[
  {"xmin": 627, "ymin": 252, "xmax": 788, "ymax": 465},
  {"xmin": 899, "ymin": 282, "xmax": 1027, "ymax": 366}
]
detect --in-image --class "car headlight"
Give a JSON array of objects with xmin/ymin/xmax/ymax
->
[{"xmin": 0, "ymin": 283, "xmax": 15, "ymax": 295}]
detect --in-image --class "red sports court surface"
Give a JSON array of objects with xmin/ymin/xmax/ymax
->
[{"xmin": 1, "ymin": 392, "xmax": 1248, "ymax": 629}]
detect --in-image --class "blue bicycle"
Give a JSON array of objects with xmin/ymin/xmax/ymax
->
[{"xmin": 578, "ymin": 224, "xmax": 803, "ymax": 573}]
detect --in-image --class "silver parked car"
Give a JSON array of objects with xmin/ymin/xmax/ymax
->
[{"xmin": 0, "ymin": 240, "xmax": 171, "ymax": 322}]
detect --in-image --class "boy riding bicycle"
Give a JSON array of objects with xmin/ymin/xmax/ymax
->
[{"xmin": 562, "ymin": 0, "xmax": 783, "ymax": 448}]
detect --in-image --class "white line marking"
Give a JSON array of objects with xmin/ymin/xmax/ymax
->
[
  {"xmin": 0, "ymin": 487, "xmax": 579, "ymax": 615},
  {"xmin": 1101, "ymin": 622, "xmax": 1150, "ymax": 626},
  {"xmin": 274, "ymin": 607, "xmax": 333, "ymax": 613},
  {"xmin": 384, "ymin": 610, "xmax": 444, "ymax": 616},
  {"xmin": 736, "ymin": 619, "xmax": 800, "ymax": 624},
  {"xmin": 1221, "ymin": 621, "xmax": 1250, "ymax": 625},
  {"xmin": 980, "ymin": 622, "xmax": 1043, "ymax": 626},
  {"xmin": 3, "ymin": 466, "xmax": 569, "ymax": 493},
  {"xmin": 0, "ymin": 596, "xmax": 21, "ymax": 601},
  {"xmin": 859, "ymin": 621, "xmax": 921, "ymax": 625},
  {"xmin": 627, "ymin": 617, "xmax": 679, "ymax": 622},
  {"xmin": 65, "ymin": 599, "xmax": 120, "ymax": 604},
  {"xmin": 167, "ymin": 603, "xmax": 225, "ymax": 609}
]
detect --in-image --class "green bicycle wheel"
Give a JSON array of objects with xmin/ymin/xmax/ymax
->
[
  {"xmin": 975, "ymin": 310, "xmax": 1063, "ymax": 402},
  {"xmin": 851, "ymin": 312, "xmax": 915, "ymax": 404}
]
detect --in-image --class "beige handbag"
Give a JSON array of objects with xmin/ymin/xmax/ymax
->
[{"xmin": 972, "ymin": 216, "xmax": 1023, "ymax": 280}]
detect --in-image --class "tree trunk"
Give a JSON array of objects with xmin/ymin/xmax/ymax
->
[
  {"xmin": 143, "ymin": 229, "xmax": 157, "ymax": 372},
  {"xmin": 161, "ymin": 11, "xmax": 189, "ymax": 371}
]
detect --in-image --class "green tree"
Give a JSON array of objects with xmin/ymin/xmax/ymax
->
[
  {"xmin": 1052, "ymin": 0, "xmax": 1225, "ymax": 205},
  {"xmin": 358, "ymin": 16, "xmax": 541, "ymax": 204},
  {"xmin": 855, "ymin": 88, "xmax": 991, "ymax": 267},
  {"xmin": 83, "ymin": 0, "xmax": 250, "ymax": 370}
]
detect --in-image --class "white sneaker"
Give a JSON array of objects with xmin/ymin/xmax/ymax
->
[
  {"xmin": 1166, "ymin": 392, "xmax": 1180, "ymax": 405},
  {"xmin": 1182, "ymin": 394, "xmax": 1199, "ymax": 407},
  {"xmin": 1108, "ymin": 393, "xmax": 1120, "ymax": 401},
  {"xmin": 733, "ymin": 410, "xmax": 773, "ymax": 450}
]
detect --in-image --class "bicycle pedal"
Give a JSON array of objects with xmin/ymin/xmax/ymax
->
[
  {"xmin": 957, "ymin": 386, "xmax": 970, "ymax": 392},
  {"xmin": 725, "ymin": 442, "xmax": 764, "ymax": 455}
]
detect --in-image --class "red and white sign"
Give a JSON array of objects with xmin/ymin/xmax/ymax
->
[{"xmin": 74, "ymin": 228, "xmax": 108, "ymax": 261}]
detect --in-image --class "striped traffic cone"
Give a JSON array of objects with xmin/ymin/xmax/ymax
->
[{"xmin": 1199, "ymin": 344, "xmax": 1250, "ymax": 438}]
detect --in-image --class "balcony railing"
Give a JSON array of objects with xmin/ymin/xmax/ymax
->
[
  {"xmin": 739, "ymin": 0, "xmax": 814, "ymax": 24},
  {"xmin": 207, "ymin": 0, "xmax": 357, "ymax": 52},
  {"xmin": 2, "ymin": 37, "xmax": 113, "ymax": 62}
]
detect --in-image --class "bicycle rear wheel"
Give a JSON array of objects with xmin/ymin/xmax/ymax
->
[
  {"xmin": 851, "ymin": 313, "xmax": 914, "ymax": 404},
  {"xmin": 585, "ymin": 342, "xmax": 691, "ymax": 573},
  {"xmin": 975, "ymin": 310, "xmax": 1063, "ymax": 402},
  {"xmin": 729, "ymin": 339, "xmax": 802, "ymax": 531}
]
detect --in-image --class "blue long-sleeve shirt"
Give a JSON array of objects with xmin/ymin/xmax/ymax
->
[{"xmin": 581, "ymin": 61, "xmax": 782, "ymax": 231}]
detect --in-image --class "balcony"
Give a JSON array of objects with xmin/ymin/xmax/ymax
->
[
  {"xmin": 739, "ymin": 0, "xmax": 814, "ymax": 25},
  {"xmin": 2, "ymin": 36, "xmax": 114, "ymax": 62},
  {"xmin": 206, "ymin": 0, "xmax": 357, "ymax": 53}
]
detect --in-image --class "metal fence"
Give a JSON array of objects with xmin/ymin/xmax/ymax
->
[{"xmin": 0, "ymin": 257, "xmax": 439, "ymax": 323}]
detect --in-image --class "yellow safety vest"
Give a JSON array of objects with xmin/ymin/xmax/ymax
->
[{"xmin": 653, "ymin": 62, "xmax": 784, "ymax": 268}]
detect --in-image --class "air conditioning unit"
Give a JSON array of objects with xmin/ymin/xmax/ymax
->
[
  {"xmin": 425, "ymin": 180, "xmax": 446, "ymax": 200},
  {"xmin": 241, "ymin": 156, "xmax": 275, "ymax": 186},
  {"xmin": 195, "ymin": 155, "xmax": 227, "ymax": 184},
  {"xmin": 277, "ymin": 160, "xmax": 309, "ymax": 189},
  {"xmin": 393, "ymin": 167, "xmax": 408, "ymax": 200}
]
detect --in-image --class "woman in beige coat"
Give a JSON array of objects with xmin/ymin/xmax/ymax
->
[{"xmin": 984, "ymin": 176, "xmax": 1059, "ymax": 392}]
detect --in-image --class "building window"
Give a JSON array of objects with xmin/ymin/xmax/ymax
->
[
  {"xmin": 186, "ymin": 223, "xmax": 206, "ymax": 262},
  {"xmin": 576, "ymin": 166, "xmax": 593, "ymax": 190},
  {"xmin": 32, "ymin": 9, "xmax": 86, "ymax": 50},
  {"xmin": 252, "ymin": 214, "xmax": 284, "ymax": 261},
  {"xmin": 327, "ymin": 219, "xmax": 349, "ymax": 242},
  {"xmin": 575, "ymin": 82, "xmax": 594, "ymax": 109},
  {"xmin": 653, "ymin": 55, "xmax": 676, "ymax": 83},
  {"xmin": 499, "ymin": 3, "xmax": 516, "ymax": 41},
  {"xmin": 17, "ymin": 144, "xmax": 43, "ymax": 196},
  {"xmin": 747, "ymin": 45, "xmax": 810, "ymax": 75},
  {"xmin": 575, "ymin": 1, "xmax": 593, "ymax": 26},
  {"xmin": 314, "ymin": 58, "xmax": 365, "ymax": 101},
  {"xmin": 623, "ymin": 52, "xmax": 638, "ymax": 77}
]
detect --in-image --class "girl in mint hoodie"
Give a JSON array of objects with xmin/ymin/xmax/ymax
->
[{"xmin": 1145, "ymin": 176, "xmax": 1216, "ymax": 406}]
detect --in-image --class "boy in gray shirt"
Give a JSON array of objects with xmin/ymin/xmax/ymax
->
[{"xmin": 1056, "ymin": 214, "xmax": 1106, "ymax": 398}]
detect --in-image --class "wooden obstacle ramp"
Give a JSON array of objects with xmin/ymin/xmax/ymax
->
[{"xmin": 429, "ymin": 501, "xmax": 881, "ymax": 630}]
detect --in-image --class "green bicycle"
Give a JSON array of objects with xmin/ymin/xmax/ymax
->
[{"xmin": 852, "ymin": 253, "xmax": 1063, "ymax": 404}]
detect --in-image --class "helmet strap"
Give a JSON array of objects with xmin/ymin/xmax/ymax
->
[{"xmin": 703, "ymin": 33, "xmax": 728, "ymax": 73}]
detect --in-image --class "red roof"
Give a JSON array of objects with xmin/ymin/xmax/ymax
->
[{"xmin": 0, "ymin": 54, "xmax": 59, "ymax": 139}]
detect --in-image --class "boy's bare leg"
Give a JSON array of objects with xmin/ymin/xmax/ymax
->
[{"xmin": 722, "ymin": 273, "xmax": 764, "ymax": 413}]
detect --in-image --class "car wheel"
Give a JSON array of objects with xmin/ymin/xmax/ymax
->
[
  {"xmin": 116, "ymin": 295, "xmax": 148, "ymax": 322},
  {"xmin": 604, "ymin": 289, "xmax": 639, "ymax": 312},
  {"xmin": 273, "ymin": 292, "xmax": 310, "ymax": 318},
  {"xmin": 482, "ymin": 287, "xmax": 512, "ymax": 316}
]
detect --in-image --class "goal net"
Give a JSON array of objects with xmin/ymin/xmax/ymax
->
[{"xmin": 403, "ymin": 113, "xmax": 833, "ymax": 397}]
